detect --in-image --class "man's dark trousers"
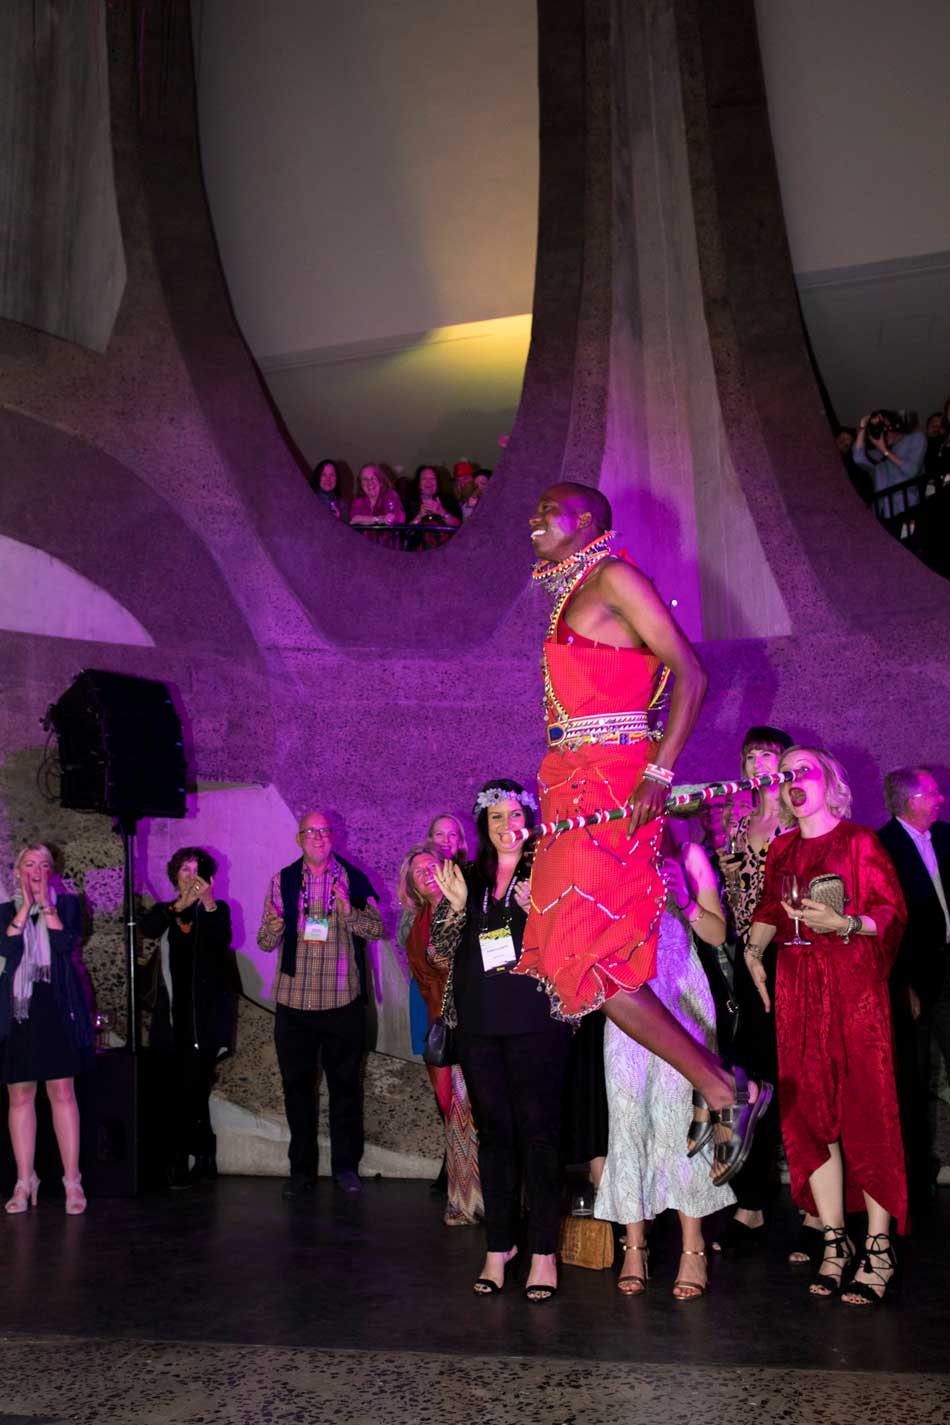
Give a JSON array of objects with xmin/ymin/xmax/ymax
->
[{"xmin": 274, "ymin": 998, "xmax": 366, "ymax": 1177}]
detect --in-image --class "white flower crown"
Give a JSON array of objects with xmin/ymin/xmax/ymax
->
[{"xmin": 473, "ymin": 787, "xmax": 539, "ymax": 813}]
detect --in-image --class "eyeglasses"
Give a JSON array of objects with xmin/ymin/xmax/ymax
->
[{"xmin": 300, "ymin": 828, "xmax": 331, "ymax": 839}]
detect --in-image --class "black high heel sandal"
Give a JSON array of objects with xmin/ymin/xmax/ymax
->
[
  {"xmin": 788, "ymin": 1217, "xmax": 823, "ymax": 1266},
  {"xmin": 473, "ymin": 1247, "xmax": 518, "ymax": 1295},
  {"xmin": 809, "ymin": 1226, "xmax": 854, "ymax": 1298},
  {"xmin": 841, "ymin": 1234, "xmax": 897, "ymax": 1307}
]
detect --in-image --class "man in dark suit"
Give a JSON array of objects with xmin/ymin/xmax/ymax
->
[{"xmin": 879, "ymin": 767, "xmax": 950, "ymax": 1198}]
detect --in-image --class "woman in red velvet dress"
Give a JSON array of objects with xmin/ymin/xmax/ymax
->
[{"xmin": 746, "ymin": 747, "xmax": 907, "ymax": 1306}]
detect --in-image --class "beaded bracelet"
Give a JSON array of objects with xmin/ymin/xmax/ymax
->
[
  {"xmin": 643, "ymin": 762, "xmax": 674, "ymax": 787},
  {"xmin": 838, "ymin": 914, "xmax": 862, "ymax": 941}
]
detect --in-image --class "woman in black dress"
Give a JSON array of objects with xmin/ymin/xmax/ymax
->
[
  {"xmin": 431, "ymin": 779, "xmax": 572, "ymax": 1301},
  {"xmin": 140, "ymin": 846, "xmax": 237, "ymax": 1187},
  {"xmin": 1, "ymin": 844, "xmax": 94, "ymax": 1214}
]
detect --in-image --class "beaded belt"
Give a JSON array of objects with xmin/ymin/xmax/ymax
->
[{"xmin": 546, "ymin": 710, "xmax": 657, "ymax": 749}]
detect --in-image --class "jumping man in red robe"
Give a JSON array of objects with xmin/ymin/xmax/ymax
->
[{"xmin": 515, "ymin": 482, "xmax": 770, "ymax": 1183}]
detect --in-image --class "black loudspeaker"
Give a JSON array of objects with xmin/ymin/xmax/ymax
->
[
  {"xmin": 47, "ymin": 670, "xmax": 186, "ymax": 819},
  {"xmin": 78, "ymin": 1050, "xmax": 164, "ymax": 1197}
]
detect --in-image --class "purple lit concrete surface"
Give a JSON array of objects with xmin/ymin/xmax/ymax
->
[{"xmin": 0, "ymin": 1, "xmax": 947, "ymax": 1171}]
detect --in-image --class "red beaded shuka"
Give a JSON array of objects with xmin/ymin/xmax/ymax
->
[{"xmin": 514, "ymin": 541, "xmax": 669, "ymax": 1021}]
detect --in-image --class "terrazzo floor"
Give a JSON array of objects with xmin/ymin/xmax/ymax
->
[{"xmin": 0, "ymin": 1178, "xmax": 946, "ymax": 1425}]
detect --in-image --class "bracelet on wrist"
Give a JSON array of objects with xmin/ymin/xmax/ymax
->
[{"xmin": 643, "ymin": 762, "xmax": 674, "ymax": 787}]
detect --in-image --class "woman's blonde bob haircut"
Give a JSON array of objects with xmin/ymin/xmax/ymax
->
[{"xmin": 780, "ymin": 746, "xmax": 853, "ymax": 820}]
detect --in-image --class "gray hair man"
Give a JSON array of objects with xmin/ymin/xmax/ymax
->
[
  {"xmin": 879, "ymin": 767, "xmax": 950, "ymax": 1202},
  {"xmin": 257, "ymin": 810, "xmax": 383, "ymax": 1199}
]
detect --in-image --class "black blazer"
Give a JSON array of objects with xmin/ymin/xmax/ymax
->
[
  {"xmin": 878, "ymin": 818, "xmax": 950, "ymax": 1008},
  {"xmin": 0, "ymin": 896, "xmax": 94, "ymax": 1049}
]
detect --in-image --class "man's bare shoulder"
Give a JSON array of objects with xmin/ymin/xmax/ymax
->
[{"xmin": 595, "ymin": 555, "xmax": 656, "ymax": 600}]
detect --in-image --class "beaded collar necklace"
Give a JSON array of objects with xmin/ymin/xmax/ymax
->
[
  {"xmin": 533, "ymin": 530, "xmax": 617, "ymax": 720},
  {"xmin": 532, "ymin": 529, "xmax": 618, "ymax": 639}
]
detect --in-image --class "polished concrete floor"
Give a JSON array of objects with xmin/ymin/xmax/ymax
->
[{"xmin": 0, "ymin": 1177, "xmax": 947, "ymax": 1424}]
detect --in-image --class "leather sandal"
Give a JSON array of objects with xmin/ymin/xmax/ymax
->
[
  {"xmin": 841, "ymin": 1234, "xmax": 896, "ymax": 1307},
  {"xmin": 617, "ymin": 1242, "xmax": 649, "ymax": 1295},
  {"xmin": 672, "ymin": 1248, "xmax": 708, "ymax": 1300},
  {"xmin": 686, "ymin": 1092, "xmax": 718, "ymax": 1159},
  {"xmin": 710, "ymin": 1067, "xmax": 773, "ymax": 1186},
  {"xmin": 809, "ymin": 1226, "xmax": 854, "ymax": 1297}
]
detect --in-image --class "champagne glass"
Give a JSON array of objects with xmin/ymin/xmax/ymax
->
[{"xmin": 782, "ymin": 873, "xmax": 810, "ymax": 946}]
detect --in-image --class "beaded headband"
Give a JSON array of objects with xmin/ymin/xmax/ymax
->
[{"xmin": 473, "ymin": 787, "xmax": 539, "ymax": 814}]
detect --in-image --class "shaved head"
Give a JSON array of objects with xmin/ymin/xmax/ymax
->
[{"xmin": 546, "ymin": 482, "xmax": 612, "ymax": 533}]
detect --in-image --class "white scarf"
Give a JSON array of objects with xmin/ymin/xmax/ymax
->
[{"xmin": 12, "ymin": 886, "xmax": 55, "ymax": 1022}]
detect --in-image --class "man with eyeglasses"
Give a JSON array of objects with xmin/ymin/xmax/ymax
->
[
  {"xmin": 257, "ymin": 810, "xmax": 383, "ymax": 1198},
  {"xmin": 879, "ymin": 768, "xmax": 950, "ymax": 1204}
]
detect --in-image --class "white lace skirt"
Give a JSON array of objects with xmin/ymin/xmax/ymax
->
[{"xmin": 595, "ymin": 909, "xmax": 736, "ymax": 1224}]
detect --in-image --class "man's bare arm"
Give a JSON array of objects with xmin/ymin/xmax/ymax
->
[{"xmin": 600, "ymin": 560, "xmax": 708, "ymax": 828}]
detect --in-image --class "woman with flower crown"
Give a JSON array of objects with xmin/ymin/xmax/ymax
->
[{"xmin": 430, "ymin": 780, "xmax": 572, "ymax": 1302}]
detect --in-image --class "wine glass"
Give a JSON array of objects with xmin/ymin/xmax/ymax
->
[{"xmin": 782, "ymin": 873, "xmax": 810, "ymax": 946}]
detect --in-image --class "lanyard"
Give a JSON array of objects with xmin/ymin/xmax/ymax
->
[
  {"xmin": 302, "ymin": 863, "xmax": 335, "ymax": 915},
  {"xmin": 482, "ymin": 874, "xmax": 516, "ymax": 918}
]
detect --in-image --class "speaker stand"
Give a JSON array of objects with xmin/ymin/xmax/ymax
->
[{"xmin": 118, "ymin": 814, "xmax": 140, "ymax": 1055}]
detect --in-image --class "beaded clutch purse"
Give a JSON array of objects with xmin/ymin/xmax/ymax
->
[{"xmin": 807, "ymin": 874, "xmax": 845, "ymax": 916}]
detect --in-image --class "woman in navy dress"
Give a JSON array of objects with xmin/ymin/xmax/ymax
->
[{"xmin": 0, "ymin": 844, "xmax": 94, "ymax": 1213}]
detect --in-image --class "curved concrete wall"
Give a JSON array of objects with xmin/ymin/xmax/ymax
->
[{"xmin": 1, "ymin": 0, "xmax": 947, "ymax": 1174}]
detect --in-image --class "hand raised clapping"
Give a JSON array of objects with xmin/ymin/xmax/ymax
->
[{"xmin": 433, "ymin": 859, "xmax": 468, "ymax": 913}]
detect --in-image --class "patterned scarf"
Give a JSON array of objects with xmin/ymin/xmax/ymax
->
[{"xmin": 12, "ymin": 888, "xmax": 54, "ymax": 1022}]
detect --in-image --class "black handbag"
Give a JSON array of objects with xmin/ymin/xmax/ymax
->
[
  {"xmin": 422, "ymin": 1015, "xmax": 456, "ymax": 1067},
  {"xmin": 423, "ymin": 952, "xmax": 458, "ymax": 1067}
]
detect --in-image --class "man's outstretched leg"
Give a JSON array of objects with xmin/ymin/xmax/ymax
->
[{"xmin": 603, "ymin": 984, "xmax": 771, "ymax": 1184}]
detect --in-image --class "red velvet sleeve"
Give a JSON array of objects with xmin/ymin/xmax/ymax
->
[
  {"xmin": 850, "ymin": 827, "xmax": 908, "ymax": 977},
  {"xmin": 750, "ymin": 833, "xmax": 793, "ymax": 929}
]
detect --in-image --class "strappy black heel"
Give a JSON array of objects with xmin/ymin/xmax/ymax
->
[
  {"xmin": 841, "ymin": 1233, "xmax": 897, "ymax": 1307},
  {"xmin": 809, "ymin": 1226, "xmax": 854, "ymax": 1297},
  {"xmin": 473, "ymin": 1247, "xmax": 518, "ymax": 1295}
]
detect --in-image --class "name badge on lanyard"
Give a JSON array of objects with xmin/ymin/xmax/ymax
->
[
  {"xmin": 304, "ymin": 916, "xmax": 330, "ymax": 943},
  {"xmin": 479, "ymin": 926, "xmax": 518, "ymax": 975}
]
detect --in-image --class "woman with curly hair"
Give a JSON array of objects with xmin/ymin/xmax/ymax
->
[
  {"xmin": 746, "ymin": 746, "xmax": 908, "ymax": 1306},
  {"xmin": 348, "ymin": 463, "xmax": 405, "ymax": 546},
  {"xmin": 140, "ymin": 847, "xmax": 237, "ymax": 1188},
  {"xmin": 397, "ymin": 845, "xmax": 481, "ymax": 1226}
]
